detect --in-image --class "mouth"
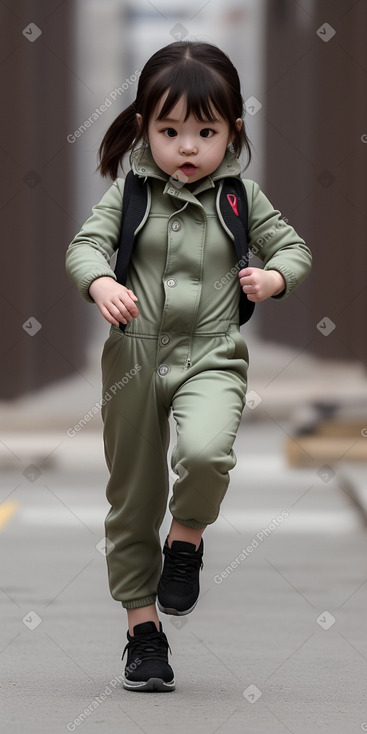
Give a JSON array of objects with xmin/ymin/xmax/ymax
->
[{"xmin": 179, "ymin": 163, "xmax": 197, "ymax": 176}]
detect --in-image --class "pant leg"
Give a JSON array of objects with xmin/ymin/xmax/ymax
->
[
  {"xmin": 101, "ymin": 326, "xmax": 170, "ymax": 609},
  {"xmin": 169, "ymin": 328, "xmax": 248, "ymax": 528}
]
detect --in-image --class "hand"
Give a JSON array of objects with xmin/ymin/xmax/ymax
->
[
  {"xmin": 238, "ymin": 267, "xmax": 286, "ymax": 302},
  {"xmin": 88, "ymin": 277, "xmax": 139, "ymax": 326}
]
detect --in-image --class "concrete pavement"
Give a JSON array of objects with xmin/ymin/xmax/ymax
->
[{"xmin": 1, "ymin": 420, "xmax": 367, "ymax": 733}]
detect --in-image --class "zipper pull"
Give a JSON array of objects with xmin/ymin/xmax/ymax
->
[{"xmin": 185, "ymin": 357, "xmax": 191, "ymax": 369}]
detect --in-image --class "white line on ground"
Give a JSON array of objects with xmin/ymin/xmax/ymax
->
[{"xmin": 15, "ymin": 507, "xmax": 359, "ymax": 532}]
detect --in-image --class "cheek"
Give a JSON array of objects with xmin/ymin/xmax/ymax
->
[
  {"xmin": 154, "ymin": 144, "xmax": 170, "ymax": 164},
  {"xmin": 211, "ymin": 139, "xmax": 228, "ymax": 159},
  {"xmin": 151, "ymin": 133, "xmax": 166, "ymax": 150}
]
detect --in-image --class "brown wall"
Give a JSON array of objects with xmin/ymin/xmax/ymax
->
[
  {"xmin": 261, "ymin": 0, "xmax": 367, "ymax": 366},
  {"xmin": 0, "ymin": 1, "xmax": 87, "ymax": 399}
]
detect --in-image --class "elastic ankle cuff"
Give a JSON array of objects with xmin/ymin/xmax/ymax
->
[
  {"xmin": 171, "ymin": 518, "xmax": 207, "ymax": 530},
  {"xmin": 121, "ymin": 595, "xmax": 157, "ymax": 609}
]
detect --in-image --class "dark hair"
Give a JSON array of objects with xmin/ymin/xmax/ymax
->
[{"xmin": 97, "ymin": 41, "xmax": 252, "ymax": 179}]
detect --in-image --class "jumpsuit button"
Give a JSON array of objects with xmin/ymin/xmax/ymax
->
[
  {"xmin": 171, "ymin": 220, "xmax": 181, "ymax": 231},
  {"xmin": 158, "ymin": 363, "xmax": 170, "ymax": 377},
  {"xmin": 166, "ymin": 278, "xmax": 177, "ymax": 288},
  {"xmin": 160, "ymin": 334, "xmax": 170, "ymax": 345}
]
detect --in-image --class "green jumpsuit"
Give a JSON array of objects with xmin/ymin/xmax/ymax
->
[{"xmin": 65, "ymin": 145, "xmax": 312, "ymax": 609}]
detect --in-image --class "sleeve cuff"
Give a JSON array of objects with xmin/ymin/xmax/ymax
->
[
  {"xmin": 80, "ymin": 272, "xmax": 117, "ymax": 303},
  {"xmin": 263, "ymin": 264, "xmax": 297, "ymax": 300}
]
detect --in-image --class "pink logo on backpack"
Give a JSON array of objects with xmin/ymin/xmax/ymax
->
[{"xmin": 227, "ymin": 194, "xmax": 239, "ymax": 216}]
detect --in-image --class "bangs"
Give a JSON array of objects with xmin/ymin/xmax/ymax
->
[{"xmin": 148, "ymin": 62, "xmax": 233, "ymax": 124}]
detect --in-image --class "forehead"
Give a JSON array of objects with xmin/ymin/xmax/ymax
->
[{"xmin": 151, "ymin": 92, "xmax": 223, "ymax": 124}]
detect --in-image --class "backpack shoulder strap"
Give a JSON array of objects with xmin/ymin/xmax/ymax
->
[
  {"xmin": 220, "ymin": 177, "xmax": 255, "ymax": 325},
  {"xmin": 220, "ymin": 177, "xmax": 249, "ymax": 258},
  {"xmin": 114, "ymin": 171, "xmax": 147, "ymax": 286}
]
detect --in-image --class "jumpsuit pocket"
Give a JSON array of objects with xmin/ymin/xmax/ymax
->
[
  {"xmin": 226, "ymin": 328, "xmax": 249, "ymax": 365},
  {"xmin": 101, "ymin": 324, "xmax": 126, "ymax": 356},
  {"xmin": 101, "ymin": 325, "xmax": 126, "ymax": 387}
]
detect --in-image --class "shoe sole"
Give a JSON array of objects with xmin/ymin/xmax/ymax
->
[
  {"xmin": 157, "ymin": 598, "xmax": 199, "ymax": 616},
  {"xmin": 122, "ymin": 676, "xmax": 175, "ymax": 692}
]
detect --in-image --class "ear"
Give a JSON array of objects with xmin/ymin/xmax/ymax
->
[
  {"xmin": 136, "ymin": 113, "xmax": 142, "ymax": 130},
  {"xmin": 228, "ymin": 117, "xmax": 243, "ymax": 145}
]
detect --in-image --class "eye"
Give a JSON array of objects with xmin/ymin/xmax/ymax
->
[
  {"xmin": 162, "ymin": 128, "xmax": 177, "ymax": 137},
  {"xmin": 200, "ymin": 128, "xmax": 215, "ymax": 138}
]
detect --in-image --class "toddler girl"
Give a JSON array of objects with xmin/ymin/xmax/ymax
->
[{"xmin": 66, "ymin": 40, "xmax": 312, "ymax": 692}]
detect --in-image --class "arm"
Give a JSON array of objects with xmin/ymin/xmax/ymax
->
[
  {"xmin": 238, "ymin": 180, "xmax": 312, "ymax": 301},
  {"xmin": 65, "ymin": 179, "xmax": 139, "ymax": 325},
  {"xmin": 65, "ymin": 179, "xmax": 123, "ymax": 302}
]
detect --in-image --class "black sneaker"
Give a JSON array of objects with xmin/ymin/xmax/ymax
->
[
  {"xmin": 121, "ymin": 621, "xmax": 175, "ymax": 692},
  {"xmin": 157, "ymin": 536, "xmax": 204, "ymax": 616}
]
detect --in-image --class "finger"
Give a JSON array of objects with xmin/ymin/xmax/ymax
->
[
  {"xmin": 242, "ymin": 284, "xmax": 260, "ymax": 297},
  {"xmin": 239, "ymin": 275, "xmax": 249, "ymax": 285},
  {"xmin": 104, "ymin": 298, "xmax": 131, "ymax": 323},
  {"xmin": 100, "ymin": 305, "xmax": 121, "ymax": 326},
  {"xmin": 240, "ymin": 279, "xmax": 253, "ymax": 290},
  {"xmin": 238, "ymin": 267, "xmax": 254, "ymax": 278},
  {"xmin": 127, "ymin": 289, "xmax": 138, "ymax": 301},
  {"xmin": 111, "ymin": 308, "xmax": 127, "ymax": 325},
  {"xmin": 107, "ymin": 300, "xmax": 129, "ymax": 319},
  {"xmin": 118, "ymin": 295, "xmax": 139, "ymax": 317},
  {"xmin": 247, "ymin": 292, "xmax": 265, "ymax": 303},
  {"xmin": 108, "ymin": 298, "xmax": 137, "ymax": 321}
]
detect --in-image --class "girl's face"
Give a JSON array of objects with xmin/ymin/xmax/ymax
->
[{"xmin": 137, "ymin": 94, "xmax": 242, "ymax": 185}]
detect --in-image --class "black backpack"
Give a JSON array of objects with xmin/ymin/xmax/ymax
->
[{"xmin": 114, "ymin": 170, "xmax": 254, "ymax": 331}]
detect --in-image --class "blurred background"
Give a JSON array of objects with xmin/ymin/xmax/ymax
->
[
  {"xmin": 1, "ymin": 0, "xmax": 367, "ymax": 487},
  {"xmin": 1, "ymin": 2, "xmax": 367, "ymax": 730}
]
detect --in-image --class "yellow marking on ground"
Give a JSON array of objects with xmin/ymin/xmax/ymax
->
[{"xmin": 0, "ymin": 502, "xmax": 19, "ymax": 530}]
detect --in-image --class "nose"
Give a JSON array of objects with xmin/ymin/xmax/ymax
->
[{"xmin": 179, "ymin": 137, "xmax": 198, "ymax": 155}]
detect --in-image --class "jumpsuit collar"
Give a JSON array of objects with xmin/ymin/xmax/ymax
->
[{"xmin": 130, "ymin": 144, "xmax": 243, "ymax": 200}]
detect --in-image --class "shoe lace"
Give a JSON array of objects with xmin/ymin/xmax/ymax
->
[
  {"xmin": 163, "ymin": 546, "xmax": 204, "ymax": 584},
  {"xmin": 122, "ymin": 629, "xmax": 172, "ymax": 663}
]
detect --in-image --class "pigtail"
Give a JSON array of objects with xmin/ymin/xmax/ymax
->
[{"xmin": 96, "ymin": 103, "xmax": 140, "ymax": 180}]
